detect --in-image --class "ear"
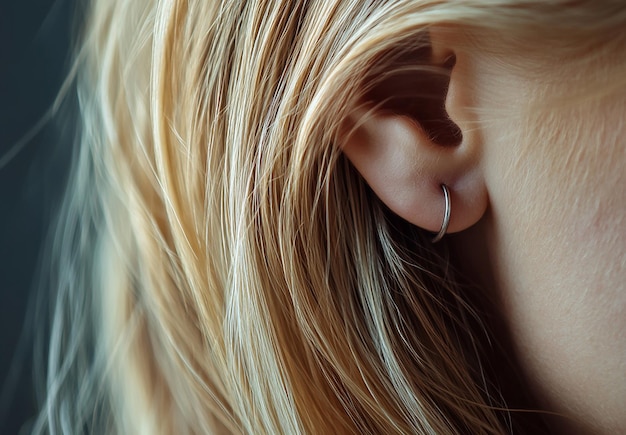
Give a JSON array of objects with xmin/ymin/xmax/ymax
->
[{"xmin": 341, "ymin": 27, "xmax": 487, "ymax": 235}]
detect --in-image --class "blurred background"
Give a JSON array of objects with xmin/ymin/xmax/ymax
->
[{"xmin": 0, "ymin": 0, "xmax": 76, "ymax": 432}]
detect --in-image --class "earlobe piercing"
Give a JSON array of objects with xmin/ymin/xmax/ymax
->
[{"xmin": 431, "ymin": 184, "xmax": 450, "ymax": 243}]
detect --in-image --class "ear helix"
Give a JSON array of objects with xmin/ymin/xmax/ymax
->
[
  {"xmin": 341, "ymin": 29, "xmax": 488, "ymax": 238},
  {"xmin": 431, "ymin": 184, "xmax": 450, "ymax": 243}
]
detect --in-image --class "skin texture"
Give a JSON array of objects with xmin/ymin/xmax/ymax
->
[
  {"xmin": 344, "ymin": 26, "xmax": 626, "ymax": 434},
  {"xmin": 453, "ymin": 32, "xmax": 626, "ymax": 434}
]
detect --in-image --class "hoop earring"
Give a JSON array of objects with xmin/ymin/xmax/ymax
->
[{"xmin": 431, "ymin": 184, "xmax": 450, "ymax": 243}]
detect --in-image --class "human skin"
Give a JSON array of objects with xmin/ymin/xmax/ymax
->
[
  {"xmin": 450, "ymin": 30, "xmax": 626, "ymax": 434},
  {"xmin": 344, "ymin": 24, "xmax": 625, "ymax": 433}
]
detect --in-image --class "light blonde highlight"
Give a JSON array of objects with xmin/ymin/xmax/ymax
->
[{"xmin": 35, "ymin": 1, "xmax": 626, "ymax": 434}]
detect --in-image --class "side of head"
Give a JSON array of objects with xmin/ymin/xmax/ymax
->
[{"xmin": 36, "ymin": 1, "xmax": 626, "ymax": 433}]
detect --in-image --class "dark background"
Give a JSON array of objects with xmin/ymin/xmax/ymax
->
[{"xmin": 0, "ymin": 0, "xmax": 76, "ymax": 433}]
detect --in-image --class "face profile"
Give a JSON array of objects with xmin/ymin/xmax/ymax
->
[{"xmin": 28, "ymin": 1, "xmax": 626, "ymax": 434}]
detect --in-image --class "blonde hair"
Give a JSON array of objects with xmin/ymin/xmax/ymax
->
[{"xmin": 34, "ymin": 1, "xmax": 625, "ymax": 433}]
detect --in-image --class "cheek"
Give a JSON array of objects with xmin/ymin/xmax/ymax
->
[{"xmin": 484, "ymin": 95, "xmax": 626, "ymax": 432}]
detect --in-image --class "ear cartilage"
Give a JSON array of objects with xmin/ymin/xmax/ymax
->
[{"xmin": 431, "ymin": 184, "xmax": 450, "ymax": 243}]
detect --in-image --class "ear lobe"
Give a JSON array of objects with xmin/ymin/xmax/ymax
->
[
  {"xmin": 341, "ymin": 29, "xmax": 487, "ymax": 236},
  {"xmin": 342, "ymin": 109, "xmax": 487, "ymax": 235}
]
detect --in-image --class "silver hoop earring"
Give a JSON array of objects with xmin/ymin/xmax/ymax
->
[{"xmin": 431, "ymin": 184, "xmax": 450, "ymax": 243}]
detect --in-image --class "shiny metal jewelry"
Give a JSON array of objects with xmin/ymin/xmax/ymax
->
[{"xmin": 431, "ymin": 184, "xmax": 450, "ymax": 243}]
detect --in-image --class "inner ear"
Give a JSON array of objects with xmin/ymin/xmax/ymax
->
[{"xmin": 363, "ymin": 37, "xmax": 461, "ymax": 147}]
